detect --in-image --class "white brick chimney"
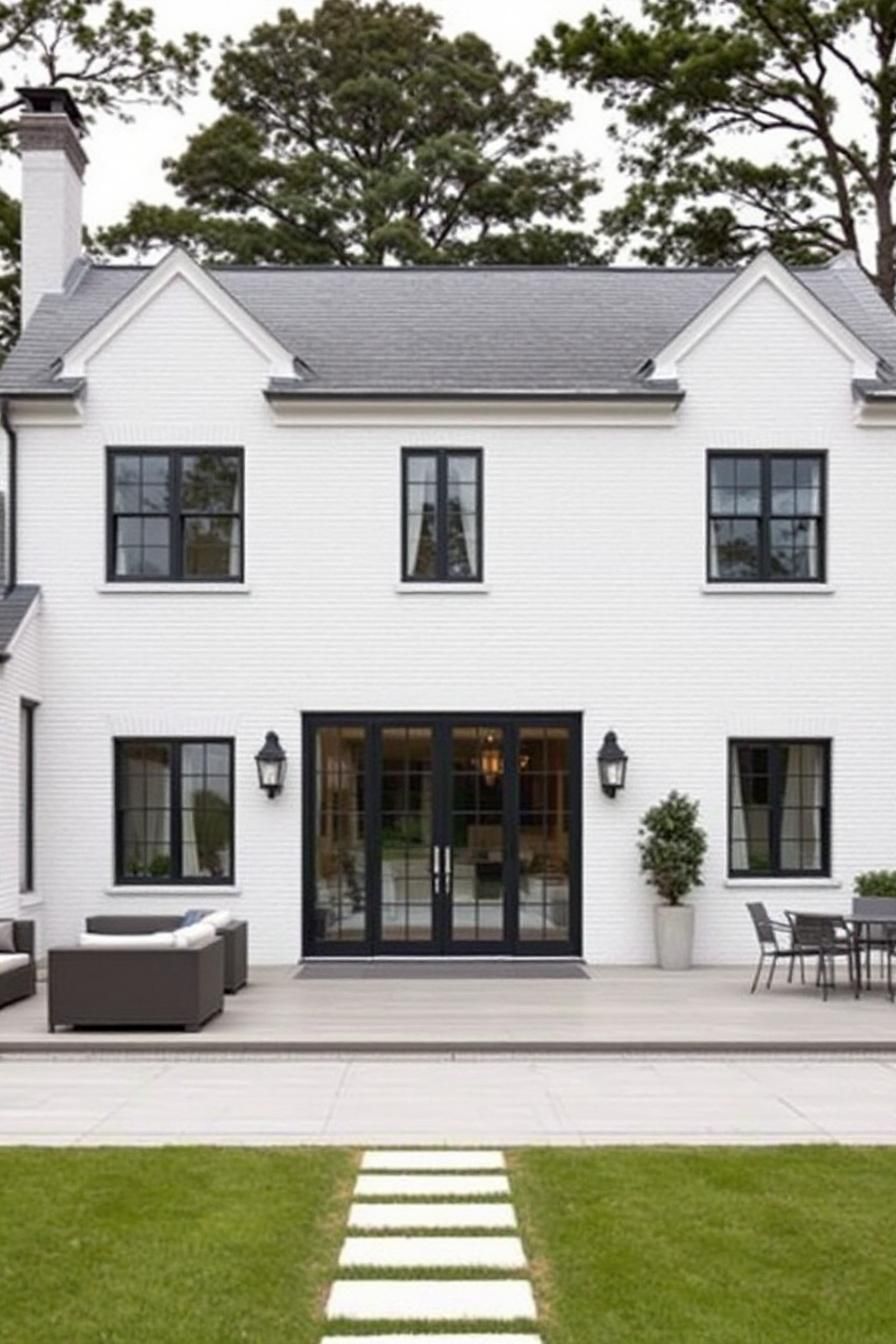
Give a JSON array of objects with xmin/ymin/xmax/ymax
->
[{"xmin": 18, "ymin": 87, "xmax": 88, "ymax": 329}]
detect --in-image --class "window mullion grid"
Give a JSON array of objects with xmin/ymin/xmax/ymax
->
[
  {"xmin": 171, "ymin": 452, "xmax": 183, "ymax": 580},
  {"xmin": 171, "ymin": 740, "xmax": 183, "ymax": 883},
  {"xmin": 760, "ymin": 457, "xmax": 772, "ymax": 581},
  {"xmin": 436, "ymin": 450, "xmax": 448, "ymax": 581},
  {"xmin": 769, "ymin": 743, "xmax": 784, "ymax": 877},
  {"xmin": 822, "ymin": 743, "xmax": 831, "ymax": 876},
  {"xmin": 476, "ymin": 452, "xmax": 483, "ymax": 581}
]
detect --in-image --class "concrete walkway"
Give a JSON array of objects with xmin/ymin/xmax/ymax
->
[
  {"xmin": 3, "ymin": 1054, "xmax": 896, "ymax": 1145},
  {"xmin": 4, "ymin": 964, "xmax": 896, "ymax": 1051}
]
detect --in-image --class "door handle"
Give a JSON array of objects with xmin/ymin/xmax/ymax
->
[
  {"xmin": 443, "ymin": 845, "xmax": 453, "ymax": 896},
  {"xmin": 432, "ymin": 845, "xmax": 441, "ymax": 895}
]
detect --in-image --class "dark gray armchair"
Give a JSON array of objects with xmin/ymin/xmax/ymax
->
[
  {"xmin": 0, "ymin": 920, "xmax": 36, "ymax": 1009},
  {"xmin": 85, "ymin": 914, "xmax": 247, "ymax": 993},
  {"xmin": 48, "ymin": 936, "xmax": 224, "ymax": 1031}
]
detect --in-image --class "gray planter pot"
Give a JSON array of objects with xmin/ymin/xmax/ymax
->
[{"xmin": 654, "ymin": 903, "xmax": 695, "ymax": 970}]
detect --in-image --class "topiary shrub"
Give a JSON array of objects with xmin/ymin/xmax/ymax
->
[{"xmin": 638, "ymin": 790, "xmax": 708, "ymax": 906}]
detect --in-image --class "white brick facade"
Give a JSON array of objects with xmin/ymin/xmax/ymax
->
[
  {"xmin": 0, "ymin": 602, "xmax": 41, "ymax": 929},
  {"xmin": 2, "ymin": 265, "xmax": 893, "ymax": 965}
]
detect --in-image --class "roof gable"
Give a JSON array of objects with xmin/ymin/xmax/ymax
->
[
  {"xmin": 59, "ymin": 247, "xmax": 298, "ymax": 381},
  {"xmin": 648, "ymin": 251, "xmax": 881, "ymax": 383}
]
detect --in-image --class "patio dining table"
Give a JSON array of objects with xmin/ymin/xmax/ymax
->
[{"xmin": 791, "ymin": 912, "xmax": 896, "ymax": 999}]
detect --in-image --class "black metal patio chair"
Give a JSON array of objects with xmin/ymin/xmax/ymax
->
[
  {"xmin": 786, "ymin": 912, "xmax": 854, "ymax": 1002},
  {"xmin": 745, "ymin": 902, "xmax": 805, "ymax": 993},
  {"xmin": 886, "ymin": 928, "xmax": 896, "ymax": 1003}
]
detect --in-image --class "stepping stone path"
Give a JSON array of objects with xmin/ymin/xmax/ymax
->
[{"xmin": 323, "ymin": 1149, "xmax": 542, "ymax": 1343}]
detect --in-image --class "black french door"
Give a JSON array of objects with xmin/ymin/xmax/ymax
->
[{"xmin": 303, "ymin": 713, "xmax": 581, "ymax": 957}]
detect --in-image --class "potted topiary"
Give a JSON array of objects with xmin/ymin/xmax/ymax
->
[
  {"xmin": 638, "ymin": 790, "xmax": 708, "ymax": 970},
  {"xmin": 854, "ymin": 871, "xmax": 896, "ymax": 900}
]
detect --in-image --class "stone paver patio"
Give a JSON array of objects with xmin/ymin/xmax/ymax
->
[{"xmin": 2, "ymin": 963, "xmax": 895, "ymax": 1051}]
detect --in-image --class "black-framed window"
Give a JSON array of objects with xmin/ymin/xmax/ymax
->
[
  {"xmin": 108, "ymin": 449, "xmax": 243, "ymax": 581},
  {"xmin": 402, "ymin": 448, "xmax": 483, "ymax": 582},
  {"xmin": 19, "ymin": 700, "xmax": 35, "ymax": 893},
  {"xmin": 729, "ymin": 739, "xmax": 830, "ymax": 877},
  {"xmin": 115, "ymin": 739, "xmax": 234, "ymax": 884},
  {"xmin": 708, "ymin": 452, "xmax": 825, "ymax": 582}
]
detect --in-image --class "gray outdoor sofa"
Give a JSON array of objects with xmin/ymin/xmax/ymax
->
[
  {"xmin": 47, "ymin": 936, "xmax": 224, "ymax": 1032},
  {"xmin": 0, "ymin": 920, "xmax": 36, "ymax": 1009},
  {"xmin": 85, "ymin": 914, "xmax": 248, "ymax": 993}
]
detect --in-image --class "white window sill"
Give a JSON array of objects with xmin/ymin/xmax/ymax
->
[
  {"xmin": 701, "ymin": 584, "xmax": 834, "ymax": 596},
  {"xmin": 103, "ymin": 886, "xmax": 242, "ymax": 898},
  {"xmin": 18, "ymin": 892, "xmax": 44, "ymax": 909},
  {"xmin": 96, "ymin": 584, "xmax": 251, "ymax": 595},
  {"xmin": 724, "ymin": 878, "xmax": 842, "ymax": 889},
  {"xmin": 394, "ymin": 583, "xmax": 490, "ymax": 595}
]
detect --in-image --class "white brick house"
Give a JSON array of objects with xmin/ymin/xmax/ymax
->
[{"xmin": 3, "ymin": 87, "xmax": 896, "ymax": 966}]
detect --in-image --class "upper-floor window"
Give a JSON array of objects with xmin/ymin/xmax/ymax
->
[
  {"xmin": 729, "ymin": 739, "xmax": 830, "ymax": 877},
  {"xmin": 402, "ymin": 448, "xmax": 482, "ymax": 582},
  {"xmin": 115, "ymin": 738, "xmax": 234, "ymax": 884},
  {"xmin": 108, "ymin": 449, "xmax": 243, "ymax": 582},
  {"xmin": 707, "ymin": 453, "xmax": 825, "ymax": 582}
]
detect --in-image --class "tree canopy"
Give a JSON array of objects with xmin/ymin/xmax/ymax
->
[
  {"xmin": 99, "ymin": 0, "xmax": 603, "ymax": 266},
  {"xmin": 536, "ymin": 0, "xmax": 896, "ymax": 304},
  {"xmin": 0, "ymin": 0, "xmax": 207, "ymax": 345}
]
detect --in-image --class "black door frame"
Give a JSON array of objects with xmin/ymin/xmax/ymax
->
[{"xmin": 302, "ymin": 711, "xmax": 582, "ymax": 957}]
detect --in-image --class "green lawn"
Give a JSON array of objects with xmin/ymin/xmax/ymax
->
[
  {"xmin": 4, "ymin": 1145, "xmax": 896, "ymax": 1343},
  {"xmin": 511, "ymin": 1146, "xmax": 896, "ymax": 1344},
  {"xmin": 0, "ymin": 1147, "xmax": 356, "ymax": 1344}
]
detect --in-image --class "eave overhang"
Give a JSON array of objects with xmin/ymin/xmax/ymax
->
[
  {"xmin": 265, "ymin": 384, "xmax": 684, "ymax": 428},
  {"xmin": 265, "ymin": 386, "xmax": 684, "ymax": 404},
  {"xmin": 853, "ymin": 378, "xmax": 896, "ymax": 425},
  {"xmin": 0, "ymin": 383, "xmax": 84, "ymax": 424}
]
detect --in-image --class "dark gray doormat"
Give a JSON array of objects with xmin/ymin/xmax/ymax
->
[{"xmin": 296, "ymin": 962, "xmax": 589, "ymax": 979}]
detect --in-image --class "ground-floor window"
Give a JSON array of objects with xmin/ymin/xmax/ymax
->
[
  {"xmin": 728, "ymin": 739, "xmax": 830, "ymax": 877},
  {"xmin": 115, "ymin": 738, "xmax": 234, "ymax": 884},
  {"xmin": 19, "ymin": 700, "xmax": 36, "ymax": 892}
]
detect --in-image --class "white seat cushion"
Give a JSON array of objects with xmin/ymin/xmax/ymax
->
[
  {"xmin": 79, "ymin": 931, "xmax": 178, "ymax": 950},
  {"xmin": 172, "ymin": 923, "xmax": 217, "ymax": 949},
  {"xmin": 0, "ymin": 953, "xmax": 30, "ymax": 975},
  {"xmin": 204, "ymin": 910, "xmax": 232, "ymax": 930}
]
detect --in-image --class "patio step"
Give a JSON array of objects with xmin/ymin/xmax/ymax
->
[
  {"xmin": 325, "ymin": 1279, "xmax": 538, "ymax": 1321},
  {"xmin": 361, "ymin": 1149, "xmax": 506, "ymax": 1171},
  {"xmin": 339, "ymin": 1235, "xmax": 526, "ymax": 1269},
  {"xmin": 323, "ymin": 1337, "xmax": 542, "ymax": 1343},
  {"xmin": 355, "ymin": 1173, "xmax": 510, "ymax": 1199},
  {"xmin": 348, "ymin": 1201, "xmax": 517, "ymax": 1230}
]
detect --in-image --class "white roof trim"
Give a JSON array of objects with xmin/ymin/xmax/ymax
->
[
  {"xmin": 60, "ymin": 247, "xmax": 297, "ymax": 380},
  {"xmin": 649, "ymin": 251, "xmax": 880, "ymax": 382}
]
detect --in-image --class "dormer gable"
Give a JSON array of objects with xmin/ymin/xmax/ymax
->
[
  {"xmin": 59, "ymin": 247, "xmax": 299, "ymax": 383},
  {"xmin": 646, "ymin": 251, "xmax": 881, "ymax": 385}
]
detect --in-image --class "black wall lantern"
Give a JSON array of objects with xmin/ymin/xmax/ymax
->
[
  {"xmin": 597, "ymin": 730, "xmax": 628, "ymax": 798},
  {"xmin": 255, "ymin": 730, "xmax": 288, "ymax": 798}
]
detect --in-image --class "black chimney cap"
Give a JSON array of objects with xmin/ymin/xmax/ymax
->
[{"xmin": 17, "ymin": 86, "xmax": 86, "ymax": 133}]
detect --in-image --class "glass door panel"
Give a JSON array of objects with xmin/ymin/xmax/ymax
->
[
  {"xmin": 379, "ymin": 726, "xmax": 436, "ymax": 944},
  {"xmin": 305, "ymin": 714, "xmax": 579, "ymax": 956},
  {"xmin": 518, "ymin": 725, "xmax": 571, "ymax": 942},
  {"xmin": 313, "ymin": 726, "xmax": 367, "ymax": 943},
  {"xmin": 449, "ymin": 725, "xmax": 507, "ymax": 945}
]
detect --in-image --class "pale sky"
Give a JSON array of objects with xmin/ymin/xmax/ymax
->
[
  {"xmin": 5, "ymin": 0, "xmax": 629, "ymax": 230},
  {"xmin": 1, "ymin": 0, "xmax": 879, "ymax": 259}
]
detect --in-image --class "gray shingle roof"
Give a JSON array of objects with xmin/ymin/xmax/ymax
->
[
  {"xmin": 0, "ymin": 585, "xmax": 39, "ymax": 660},
  {"xmin": 2, "ymin": 256, "xmax": 895, "ymax": 397}
]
